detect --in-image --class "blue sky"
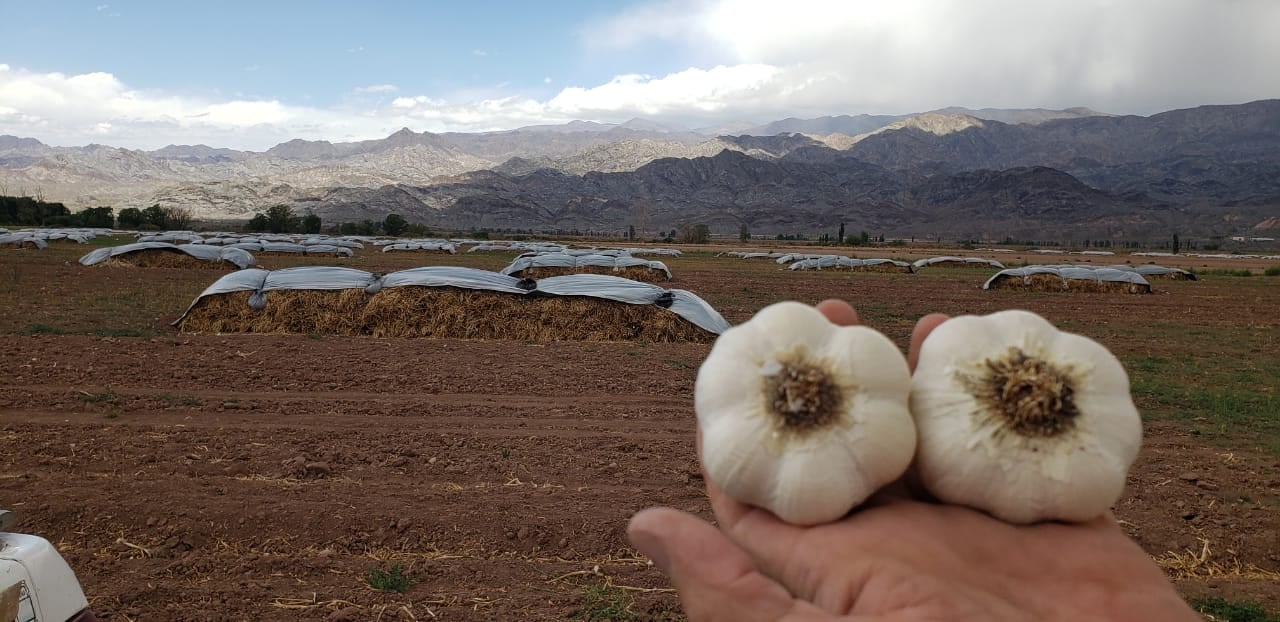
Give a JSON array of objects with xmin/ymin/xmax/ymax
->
[{"xmin": 1, "ymin": 0, "xmax": 1277, "ymax": 150}]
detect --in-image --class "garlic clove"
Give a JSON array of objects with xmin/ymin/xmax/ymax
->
[
  {"xmin": 696, "ymin": 301, "xmax": 916, "ymax": 526},
  {"xmin": 910, "ymin": 309, "xmax": 1142, "ymax": 524}
]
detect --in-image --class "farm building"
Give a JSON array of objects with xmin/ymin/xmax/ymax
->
[
  {"xmin": 500, "ymin": 253, "xmax": 672, "ymax": 282},
  {"xmin": 982, "ymin": 265, "xmax": 1152, "ymax": 294},
  {"xmin": 788, "ymin": 256, "xmax": 914, "ymax": 273},
  {"xmin": 912, "ymin": 256, "xmax": 1005, "ymax": 269},
  {"xmin": 79, "ymin": 242, "xmax": 256, "ymax": 269},
  {"xmin": 173, "ymin": 266, "xmax": 726, "ymax": 342}
]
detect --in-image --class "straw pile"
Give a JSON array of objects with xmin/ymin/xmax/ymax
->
[
  {"xmin": 177, "ymin": 286, "xmax": 715, "ymax": 342},
  {"xmin": 846, "ymin": 262, "xmax": 913, "ymax": 274},
  {"xmin": 3, "ymin": 239, "xmax": 42, "ymax": 249},
  {"xmin": 507, "ymin": 265, "xmax": 671, "ymax": 282},
  {"xmin": 985, "ymin": 273, "xmax": 1150, "ymax": 294},
  {"xmin": 1145, "ymin": 271, "xmax": 1197, "ymax": 281},
  {"xmin": 95, "ymin": 248, "xmax": 238, "ymax": 269}
]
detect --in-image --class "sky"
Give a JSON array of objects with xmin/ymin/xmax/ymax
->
[{"xmin": 1, "ymin": 0, "xmax": 1278, "ymax": 150}]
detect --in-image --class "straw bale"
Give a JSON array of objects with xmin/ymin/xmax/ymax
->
[
  {"xmin": 179, "ymin": 285, "xmax": 716, "ymax": 342},
  {"xmin": 1145, "ymin": 271, "xmax": 1196, "ymax": 281},
  {"xmin": 849, "ymin": 262, "xmax": 912, "ymax": 273},
  {"xmin": 1066, "ymin": 279, "xmax": 1152, "ymax": 294},
  {"xmin": 986, "ymin": 273, "xmax": 1150, "ymax": 294},
  {"xmin": 4, "ymin": 240, "xmax": 42, "ymax": 249},
  {"xmin": 986, "ymin": 273, "xmax": 1068, "ymax": 291},
  {"xmin": 96, "ymin": 248, "xmax": 237, "ymax": 269},
  {"xmin": 509, "ymin": 265, "xmax": 670, "ymax": 282}
]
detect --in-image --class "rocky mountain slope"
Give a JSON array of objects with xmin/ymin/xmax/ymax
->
[{"xmin": 0, "ymin": 101, "xmax": 1276, "ymax": 238}]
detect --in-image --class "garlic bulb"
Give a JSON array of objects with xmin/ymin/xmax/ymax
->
[
  {"xmin": 909, "ymin": 309, "xmax": 1142, "ymax": 524},
  {"xmin": 695, "ymin": 301, "xmax": 916, "ymax": 526}
]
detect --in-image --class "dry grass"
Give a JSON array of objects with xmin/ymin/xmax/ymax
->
[
  {"xmin": 509, "ymin": 265, "xmax": 671, "ymax": 282},
  {"xmin": 94, "ymin": 248, "xmax": 237, "ymax": 269},
  {"xmin": 176, "ymin": 285, "xmax": 714, "ymax": 342},
  {"xmin": 1145, "ymin": 271, "xmax": 1197, "ymax": 281},
  {"xmin": 1156, "ymin": 538, "xmax": 1280, "ymax": 581},
  {"xmin": 986, "ymin": 273, "xmax": 1151, "ymax": 294}
]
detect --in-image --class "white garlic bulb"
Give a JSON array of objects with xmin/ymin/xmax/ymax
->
[
  {"xmin": 695, "ymin": 301, "xmax": 916, "ymax": 526},
  {"xmin": 909, "ymin": 309, "xmax": 1143, "ymax": 524}
]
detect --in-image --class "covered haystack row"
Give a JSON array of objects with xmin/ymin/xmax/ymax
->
[
  {"xmin": 501, "ymin": 253, "xmax": 672, "ymax": 282},
  {"xmin": 1108, "ymin": 264, "xmax": 1197, "ymax": 281},
  {"xmin": 788, "ymin": 256, "xmax": 914, "ymax": 273},
  {"xmin": 983, "ymin": 266, "xmax": 1151, "ymax": 294},
  {"xmin": 1, "ymin": 233, "xmax": 48, "ymax": 249},
  {"xmin": 80, "ymin": 242, "xmax": 255, "ymax": 269},
  {"xmin": 913, "ymin": 256, "xmax": 1006, "ymax": 269},
  {"xmin": 381, "ymin": 241, "xmax": 458, "ymax": 254},
  {"xmin": 173, "ymin": 267, "xmax": 727, "ymax": 342}
]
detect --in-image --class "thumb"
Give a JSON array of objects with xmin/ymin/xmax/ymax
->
[{"xmin": 628, "ymin": 507, "xmax": 817, "ymax": 622}]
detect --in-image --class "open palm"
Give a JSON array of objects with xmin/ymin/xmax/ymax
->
[{"xmin": 628, "ymin": 300, "xmax": 1199, "ymax": 621}]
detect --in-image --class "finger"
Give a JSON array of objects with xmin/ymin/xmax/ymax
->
[
  {"xmin": 907, "ymin": 313, "xmax": 949, "ymax": 372},
  {"xmin": 628, "ymin": 507, "xmax": 813, "ymax": 622},
  {"xmin": 815, "ymin": 299, "xmax": 859, "ymax": 326}
]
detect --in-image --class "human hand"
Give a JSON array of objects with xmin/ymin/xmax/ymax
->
[{"xmin": 628, "ymin": 300, "xmax": 1200, "ymax": 621}]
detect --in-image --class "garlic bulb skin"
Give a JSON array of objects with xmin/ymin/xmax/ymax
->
[
  {"xmin": 910, "ymin": 309, "xmax": 1142, "ymax": 524},
  {"xmin": 696, "ymin": 301, "xmax": 916, "ymax": 526}
]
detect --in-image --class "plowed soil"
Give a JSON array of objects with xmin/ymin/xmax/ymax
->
[{"xmin": 2, "ymin": 240, "xmax": 1278, "ymax": 620}]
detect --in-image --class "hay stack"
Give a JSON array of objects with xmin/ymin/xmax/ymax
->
[
  {"xmin": 985, "ymin": 273, "xmax": 1151, "ymax": 294},
  {"xmin": 4, "ymin": 239, "xmax": 42, "ymax": 249},
  {"xmin": 508, "ymin": 265, "xmax": 670, "ymax": 282},
  {"xmin": 177, "ymin": 286, "xmax": 714, "ymax": 342},
  {"xmin": 850, "ymin": 262, "xmax": 913, "ymax": 274},
  {"xmin": 96, "ymin": 248, "xmax": 239, "ymax": 269}
]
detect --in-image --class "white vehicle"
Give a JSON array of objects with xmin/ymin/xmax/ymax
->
[{"xmin": 1, "ymin": 510, "xmax": 97, "ymax": 622}]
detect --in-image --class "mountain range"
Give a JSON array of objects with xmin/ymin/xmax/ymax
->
[{"xmin": 1, "ymin": 102, "xmax": 1277, "ymax": 241}]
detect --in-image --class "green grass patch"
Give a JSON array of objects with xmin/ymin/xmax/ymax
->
[
  {"xmin": 1125, "ymin": 353, "xmax": 1280, "ymax": 455},
  {"xmin": 1197, "ymin": 268, "xmax": 1254, "ymax": 277},
  {"xmin": 1265, "ymin": 265, "xmax": 1280, "ymax": 277},
  {"xmin": 79, "ymin": 388, "xmax": 120, "ymax": 405},
  {"xmin": 1191, "ymin": 597, "xmax": 1278, "ymax": 622},
  {"xmin": 364, "ymin": 563, "xmax": 412, "ymax": 593},
  {"xmin": 572, "ymin": 584, "xmax": 636, "ymax": 621}
]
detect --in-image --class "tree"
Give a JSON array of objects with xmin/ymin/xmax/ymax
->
[
  {"xmin": 142, "ymin": 204, "xmax": 166, "ymax": 230},
  {"xmin": 1172, "ymin": 233, "xmax": 1180, "ymax": 255},
  {"xmin": 117, "ymin": 207, "xmax": 145, "ymax": 229},
  {"xmin": 838, "ymin": 222, "xmax": 845, "ymax": 244},
  {"xmin": 301, "ymin": 213, "xmax": 322, "ymax": 234},
  {"xmin": 628, "ymin": 224, "xmax": 636, "ymax": 241},
  {"xmin": 265, "ymin": 204, "xmax": 299, "ymax": 234},
  {"xmin": 77, "ymin": 206, "xmax": 114, "ymax": 228},
  {"xmin": 678, "ymin": 223, "xmax": 711, "ymax": 244},
  {"xmin": 739, "ymin": 222, "xmax": 751, "ymax": 242},
  {"xmin": 163, "ymin": 206, "xmax": 193, "ymax": 230},
  {"xmin": 246, "ymin": 214, "xmax": 269, "ymax": 232},
  {"xmin": 383, "ymin": 213, "xmax": 408, "ymax": 236}
]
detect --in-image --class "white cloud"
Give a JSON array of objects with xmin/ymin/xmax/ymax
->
[
  {"xmin": 584, "ymin": 0, "xmax": 1280, "ymax": 115},
  {"xmin": 353, "ymin": 84, "xmax": 398, "ymax": 94},
  {"xmin": 95, "ymin": 4, "xmax": 109, "ymax": 11},
  {"xmin": 3, "ymin": 0, "xmax": 1278, "ymax": 151},
  {"xmin": 472, "ymin": 49, "xmax": 488, "ymax": 57}
]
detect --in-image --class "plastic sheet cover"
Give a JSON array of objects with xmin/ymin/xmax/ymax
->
[
  {"xmin": 303, "ymin": 245, "xmax": 355, "ymax": 256},
  {"xmin": 1, "ymin": 233, "xmax": 49, "ymax": 249},
  {"xmin": 982, "ymin": 265, "xmax": 1151, "ymax": 289},
  {"xmin": 262, "ymin": 266, "xmax": 378, "ymax": 291},
  {"xmin": 78, "ymin": 242, "xmax": 255, "ymax": 268},
  {"xmin": 912, "ymin": 256, "xmax": 1005, "ymax": 269},
  {"xmin": 174, "ymin": 267, "xmax": 730, "ymax": 334},
  {"xmin": 379, "ymin": 266, "xmax": 532, "ymax": 294},
  {"xmin": 788, "ymin": 257, "xmax": 911, "ymax": 271}
]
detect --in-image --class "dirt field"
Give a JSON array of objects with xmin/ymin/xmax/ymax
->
[{"xmin": 2, "ymin": 239, "xmax": 1278, "ymax": 620}]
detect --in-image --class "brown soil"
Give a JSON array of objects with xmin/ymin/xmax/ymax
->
[{"xmin": 1, "ymin": 242, "xmax": 1277, "ymax": 620}]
